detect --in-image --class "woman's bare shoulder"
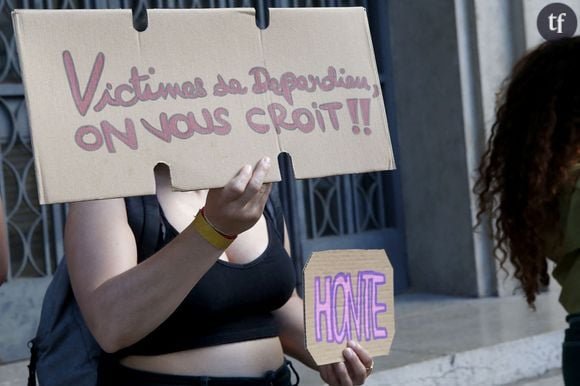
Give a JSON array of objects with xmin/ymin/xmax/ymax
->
[
  {"xmin": 65, "ymin": 198, "xmax": 137, "ymax": 284},
  {"xmin": 67, "ymin": 197, "xmax": 127, "ymax": 221}
]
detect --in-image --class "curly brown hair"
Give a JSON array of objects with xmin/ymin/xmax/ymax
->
[{"xmin": 475, "ymin": 37, "xmax": 580, "ymax": 307}]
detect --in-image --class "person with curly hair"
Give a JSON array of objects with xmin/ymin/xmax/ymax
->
[{"xmin": 475, "ymin": 36, "xmax": 580, "ymax": 384}]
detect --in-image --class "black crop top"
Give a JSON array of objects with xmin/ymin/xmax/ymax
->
[{"xmin": 115, "ymin": 197, "xmax": 296, "ymax": 357}]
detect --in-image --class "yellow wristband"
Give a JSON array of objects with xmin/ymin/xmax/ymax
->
[{"xmin": 191, "ymin": 209, "xmax": 236, "ymax": 250}]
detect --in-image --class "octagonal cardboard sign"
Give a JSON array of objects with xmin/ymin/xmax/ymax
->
[{"xmin": 303, "ymin": 249, "xmax": 395, "ymax": 365}]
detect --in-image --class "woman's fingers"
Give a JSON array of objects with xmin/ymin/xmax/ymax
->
[
  {"xmin": 343, "ymin": 347, "xmax": 367, "ymax": 385},
  {"xmin": 253, "ymin": 182, "xmax": 273, "ymax": 210},
  {"xmin": 320, "ymin": 365, "xmax": 339, "ymax": 386},
  {"xmin": 239, "ymin": 157, "xmax": 271, "ymax": 205},
  {"xmin": 204, "ymin": 157, "xmax": 273, "ymax": 235},
  {"xmin": 333, "ymin": 362, "xmax": 353, "ymax": 386},
  {"xmin": 222, "ymin": 164, "xmax": 253, "ymax": 200},
  {"xmin": 347, "ymin": 340, "xmax": 374, "ymax": 370},
  {"xmin": 318, "ymin": 343, "xmax": 374, "ymax": 386},
  {"xmin": 320, "ymin": 363, "xmax": 342, "ymax": 386}
]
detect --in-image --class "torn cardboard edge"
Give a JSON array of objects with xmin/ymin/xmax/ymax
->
[{"xmin": 13, "ymin": 7, "xmax": 395, "ymax": 204}]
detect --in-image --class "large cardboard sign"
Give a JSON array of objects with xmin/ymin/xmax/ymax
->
[
  {"xmin": 13, "ymin": 8, "xmax": 394, "ymax": 204},
  {"xmin": 303, "ymin": 249, "xmax": 395, "ymax": 366}
]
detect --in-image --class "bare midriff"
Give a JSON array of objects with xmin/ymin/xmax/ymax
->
[{"xmin": 120, "ymin": 337, "xmax": 285, "ymax": 377}]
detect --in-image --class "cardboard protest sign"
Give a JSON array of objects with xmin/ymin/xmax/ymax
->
[
  {"xmin": 13, "ymin": 8, "xmax": 394, "ymax": 204},
  {"xmin": 303, "ymin": 249, "xmax": 395, "ymax": 365}
]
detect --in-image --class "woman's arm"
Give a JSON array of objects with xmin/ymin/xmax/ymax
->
[
  {"xmin": 66, "ymin": 159, "xmax": 272, "ymax": 353},
  {"xmin": 273, "ymin": 290, "xmax": 316, "ymax": 368},
  {"xmin": 274, "ymin": 291, "xmax": 373, "ymax": 386},
  {"xmin": 274, "ymin": 226, "xmax": 373, "ymax": 386}
]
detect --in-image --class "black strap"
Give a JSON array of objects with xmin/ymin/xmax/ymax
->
[
  {"xmin": 125, "ymin": 196, "xmax": 161, "ymax": 260},
  {"xmin": 27, "ymin": 339, "xmax": 37, "ymax": 386},
  {"xmin": 141, "ymin": 196, "xmax": 162, "ymax": 259},
  {"xmin": 266, "ymin": 183, "xmax": 285, "ymax": 243}
]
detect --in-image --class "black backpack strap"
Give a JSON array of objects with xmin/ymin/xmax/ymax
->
[
  {"xmin": 266, "ymin": 183, "xmax": 285, "ymax": 243},
  {"xmin": 141, "ymin": 196, "xmax": 162, "ymax": 258},
  {"xmin": 27, "ymin": 338, "xmax": 37, "ymax": 386},
  {"xmin": 125, "ymin": 195, "xmax": 161, "ymax": 260}
]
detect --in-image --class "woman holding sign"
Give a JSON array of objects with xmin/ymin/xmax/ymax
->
[
  {"xmin": 65, "ymin": 157, "xmax": 375, "ymax": 386},
  {"xmin": 476, "ymin": 37, "xmax": 580, "ymax": 385}
]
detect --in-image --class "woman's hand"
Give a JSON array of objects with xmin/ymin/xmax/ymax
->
[
  {"xmin": 319, "ymin": 341, "xmax": 374, "ymax": 386},
  {"xmin": 204, "ymin": 157, "xmax": 272, "ymax": 236}
]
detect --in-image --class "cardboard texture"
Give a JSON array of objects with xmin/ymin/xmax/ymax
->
[
  {"xmin": 13, "ymin": 8, "xmax": 394, "ymax": 204},
  {"xmin": 303, "ymin": 249, "xmax": 395, "ymax": 366}
]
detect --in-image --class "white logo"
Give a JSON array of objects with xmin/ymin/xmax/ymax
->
[
  {"xmin": 538, "ymin": 3, "xmax": 577, "ymax": 41},
  {"xmin": 549, "ymin": 12, "xmax": 567, "ymax": 33}
]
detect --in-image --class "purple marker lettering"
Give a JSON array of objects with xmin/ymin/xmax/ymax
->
[
  {"xmin": 169, "ymin": 113, "xmax": 195, "ymax": 139},
  {"xmin": 297, "ymin": 76, "xmax": 309, "ymax": 90},
  {"xmin": 267, "ymin": 78, "xmax": 282, "ymax": 99},
  {"xmin": 319, "ymin": 66, "xmax": 336, "ymax": 91},
  {"xmin": 213, "ymin": 108, "xmax": 231, "ymax": 135},
  {"xmin": 246, "ymin": 107, "xmax": 270, "ymax": 134},
  {"xmin": 362, "ymin": 272, "xmax": 373, "ymax": 340},
  {"xmin": 332, "ymin": 273, "xmax": 351, "ymax": 343},
  {"xmin": 191, "ymin": 109, "xmax": 217, "ymax": 135},
  {"xmin": 75, "ymin": 125, "xmax": 103, "ymax": 151},
  {"xmin": 100, "ymin": 119, "xmax": 138, "ymax": 153},
  {"xmin": 319, "ymin": 102, "xmax": 342, "ymax": 130},
  {"xmin": 140, "ymin": 82, "xmax": 155, "ymax": 102},
  {"xmin": 372, "ymin": 84, "xmax": 380, "ymax": 98},
  {"xmin": 63, "ymin": 51, "xmax": 105, "ymax": 117},
  {"xmin": 200, "ymin": 109, "xmax": 216, "ymax": 134},
  {"xmin": 213, "ymin": 75, "xmax": 229, "ymax": 97},
  {"xmin": 292, "ymin": 108, "xmax": 315, "ymax": 133},
  {"xmin": 153, "ymin": 82, "xmax": 185, "ymax": 100},
  {"xmin": 195, "ymin": 78, "xmax": 208, "ymax": 98},
  {"xmin": 113, "ymin": 83, "xmax": 138, "ymax": 107},
  {"xmin": 128, "ymin": 66, "xmax": 150, "ymax": 102},
  {"xmin": 249, "ymin": 66, "xmax": 270, "ymax": 95},
  {"xmin": 367, "ymin": 271, "xmax": 388, "ymax": 339},
  {"xmin": 93, "ymin": 87, "xmax": 117, "ymax": 112},
  {"xmin": 141, "ymin": 115, "xmax": 172, "ymax": 143},
  {"xmin": 267, "ymin": 103, "xmax": 293, "ymax": 134},
  {"xmin": 279, "ymin": 72, "xmax": 296, "ymax": 105},
  {"xmin": 342, "ymin": 75, "xmax": 354, "ymax": 88},
  {"xmin": 345, "ymin": 272, "xmax": 364, "ymax": 341},
  {"xmin": 360, "ymin": 99, "xmax": 371, "ymax": 126},
  {"xmin": 214, "ymin": 75, "xmax": 248, "ymax": 97},
  {"xmin": 181, "ymin": 81, "xmax": 196, "ymax": 98},
  {"xmin": 313, "ymin": 107, "xmax": 327, "ymax": 132},
  {"xmin": 250, "ymin": 66, "xmax": 372, "ymax": 108},
  {"xmin": 230, "ymin": 78, "xmax": 248, "ymax": 94},
  {"xmin": 314, "ymin": 275, "xmax": 334, "ymax": 343},
  {"xmin": 359, "ymin": 271, "xmax": 388, "ymax": 340}
]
